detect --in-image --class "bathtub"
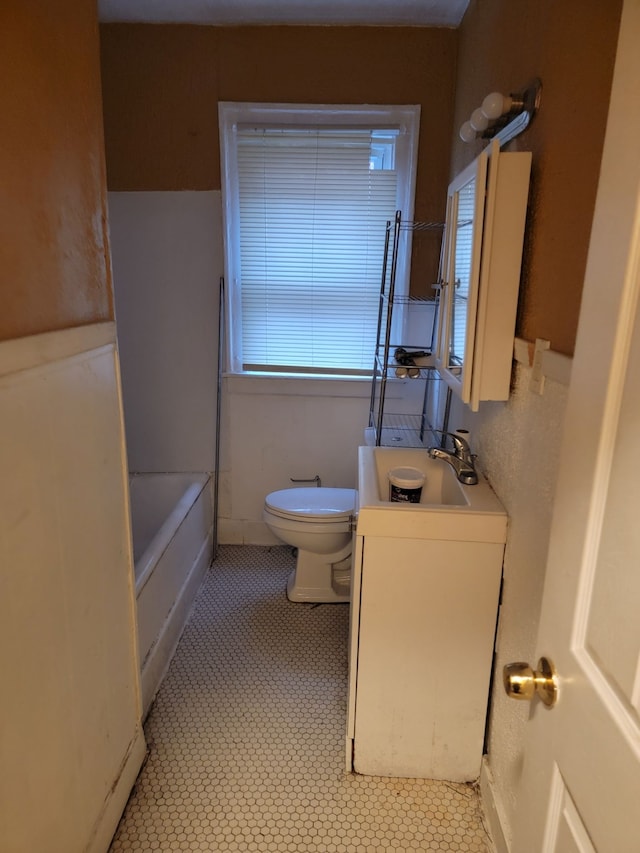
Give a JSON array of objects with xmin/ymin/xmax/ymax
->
[{"xmin": 129, "ymin": 472, "xmax": 213, "ymax": 717}]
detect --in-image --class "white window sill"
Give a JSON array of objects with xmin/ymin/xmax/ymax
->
[{"xmin": 224, "ymin": 371, "xmax": 408, "ymax": 399}]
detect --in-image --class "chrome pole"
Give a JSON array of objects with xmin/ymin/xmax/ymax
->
[{"xmin": 212, "ymin": 276, "xmax": 225, "ymax": 562}]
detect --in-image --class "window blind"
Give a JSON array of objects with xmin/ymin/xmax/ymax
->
[{"xmin": 236, "ymin": 129, "xmax": 398, "ymax": 374}]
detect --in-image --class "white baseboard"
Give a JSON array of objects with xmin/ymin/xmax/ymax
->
[
  {"xmin": 217, "ymin": 517, "xmax": 281, "ymax": 546},
  {"xmin": 217, "ymin": 517, "xmax": 245, "ymax": 544},
  {"xmin": 480, "ymin": 757, "xmax": 510, "ymax": 853},
  {"xmin": 87, "ymin": 728, "xmax": 146, "ymax": 853}
]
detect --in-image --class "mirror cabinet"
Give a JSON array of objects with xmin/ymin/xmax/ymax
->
[{"xmin": 435, "ymin": 140, "xmax": 532, "ymax": 411}]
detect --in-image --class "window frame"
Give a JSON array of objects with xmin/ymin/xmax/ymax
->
[{"xmin": 218, "ymin": 102, "xmax": 421, "ymax": 377}]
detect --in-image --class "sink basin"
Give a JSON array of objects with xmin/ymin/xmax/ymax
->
[
  {"xmin": 357, "ymin": 445, "xmax": 507, "ymax": 543},
  {"xmin": 372, "ymin": 447, "xmax": 469, "ymax": 506}
]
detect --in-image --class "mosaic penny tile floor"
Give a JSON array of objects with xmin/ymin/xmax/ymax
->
[{"xmin": 110, "ymin": 545, "xmax": 493, "ymax": 852}]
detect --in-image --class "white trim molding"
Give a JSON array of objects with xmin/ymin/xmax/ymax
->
[
  {"xmin": 0, "ymin": 321, "xmax": 116, "ymax": 378},
  {"xmin": 513, "ymin": 336, "xmax": 573, "ymax": 389},
  {"xmin": 218, "ymin": 102, "xmax": 421, "ymax": 376},
  {"xmin": 480, "ymin": 756, "xmax": 510, "ymax": 853}
]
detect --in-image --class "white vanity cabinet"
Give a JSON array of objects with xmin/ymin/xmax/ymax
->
[{"xmin": 346, "ymin": 446, "xmax": 508, "ymax": 782}]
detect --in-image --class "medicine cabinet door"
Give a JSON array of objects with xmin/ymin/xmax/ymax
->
[{"xmin": 437, "ymin": 150, "xmax": 488, "ymax": 404}]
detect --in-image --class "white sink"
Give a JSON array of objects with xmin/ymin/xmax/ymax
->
[
  {"xmin": 357, "ymin": 445, "xmax": 507, "ymax": 543},
  {"xmin": 371, "ymin": 447, "xmax": 469, "ymax": 506}
]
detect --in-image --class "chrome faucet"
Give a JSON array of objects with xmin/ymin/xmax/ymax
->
[{"xmin": 427, "ymin": 431, "xmax": 479, "ymax": 485}]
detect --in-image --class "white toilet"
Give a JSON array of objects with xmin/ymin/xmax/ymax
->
[{"xmin": 263, "ymin": 487, "xmax": 357, "ymax": 603}]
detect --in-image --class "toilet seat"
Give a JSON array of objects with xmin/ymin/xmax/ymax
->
[{"xmin": 264, "ymin": 488, "xmax": 356, "ymax": 523}]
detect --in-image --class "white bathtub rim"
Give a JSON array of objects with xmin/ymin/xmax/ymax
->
[{"xmin": 134, "ymin": 473, "xmax": 209, "ymax": 596}]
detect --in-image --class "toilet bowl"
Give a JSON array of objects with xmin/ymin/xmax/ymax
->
[{"xmin": 263, "ymin": 487, "xmax": 357, "ymax": 603}]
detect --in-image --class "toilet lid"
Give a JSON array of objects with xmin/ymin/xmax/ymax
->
[{"xmin": 265, "ymin": 487, "xmax": 356, "ymax": 521}]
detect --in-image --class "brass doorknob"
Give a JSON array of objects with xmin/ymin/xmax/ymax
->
[{"xmin": 503, "ymin": 656, "xmax": 558, "ymax": 707}]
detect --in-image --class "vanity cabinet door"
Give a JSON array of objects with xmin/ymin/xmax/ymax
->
[{"xmin": 352, "ymin": 535, "xmax": 503, "ymax": 782}]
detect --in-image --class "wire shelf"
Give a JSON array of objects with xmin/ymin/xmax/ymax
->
[
  {"xmin": 397, "ymin": 220, "xmax": 445, "ymax": 231},
  {"xmin": 380, "ymin": 294, "xmax": 439, "ymax": 305},
  {"xmin": 370, "ymin": 413, "xmax": 440, "ymax": 448},
  {"xmin": 370, "ymin": 209, "xmax": 445, "ymax": 448}
]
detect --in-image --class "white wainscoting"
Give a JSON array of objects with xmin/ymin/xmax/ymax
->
[{"xmin": 0, "ymin": 323, "xmax": 145, "ymax": 853}]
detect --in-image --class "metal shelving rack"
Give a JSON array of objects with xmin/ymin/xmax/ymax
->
[{"xmin": 368, "ymin": 211, "xmax": 451, "ymax": 447}]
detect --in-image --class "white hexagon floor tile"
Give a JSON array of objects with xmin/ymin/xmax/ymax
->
[{"xmin": 110, "ymin": 545, "xmax": 493, "ymax": 852}]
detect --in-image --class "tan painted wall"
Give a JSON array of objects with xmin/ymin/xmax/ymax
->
[
  {"xmin": 100, "ymin": 24, "xmax": 458, "ymax": 295},
  {"xmin": 451, "ymin": 0, "xmax": 622, "ymax": 355},
  {"xmin": 99, "ymin": 7, "xmax": 622, "ymax": 352},
  {"xmin": 1, "ymin": 4, "xmax": 113, "ymax": 341}
]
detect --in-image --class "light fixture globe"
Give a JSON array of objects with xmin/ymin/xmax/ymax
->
[
  {"xmin": 459, "ymin": 121, "xmax": 476, "ymax": 143},
  {"xmin": 481, "ymin": 92, "xmax": 510, "ymax": 120},
  {"xmin": 470, "ymin": 108, "xmax": 489, "ymax": 132}
]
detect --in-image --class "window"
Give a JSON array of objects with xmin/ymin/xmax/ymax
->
[{"xmin": 219, "ymin": 103, "xmax": 420, "ymax": 377}]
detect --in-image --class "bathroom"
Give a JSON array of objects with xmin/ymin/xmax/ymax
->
[
  {"xmin": 2, "ymin": 0, "xmax": 635, "ymax": 850},
  {"xmin": 100, "ymin": 0, "xmax": 622, "ymax": 845}
]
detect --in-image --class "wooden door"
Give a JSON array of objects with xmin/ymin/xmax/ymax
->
[{"xmin": 512, "ymin": 4, "xmax": 640, "ymax": 850}]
